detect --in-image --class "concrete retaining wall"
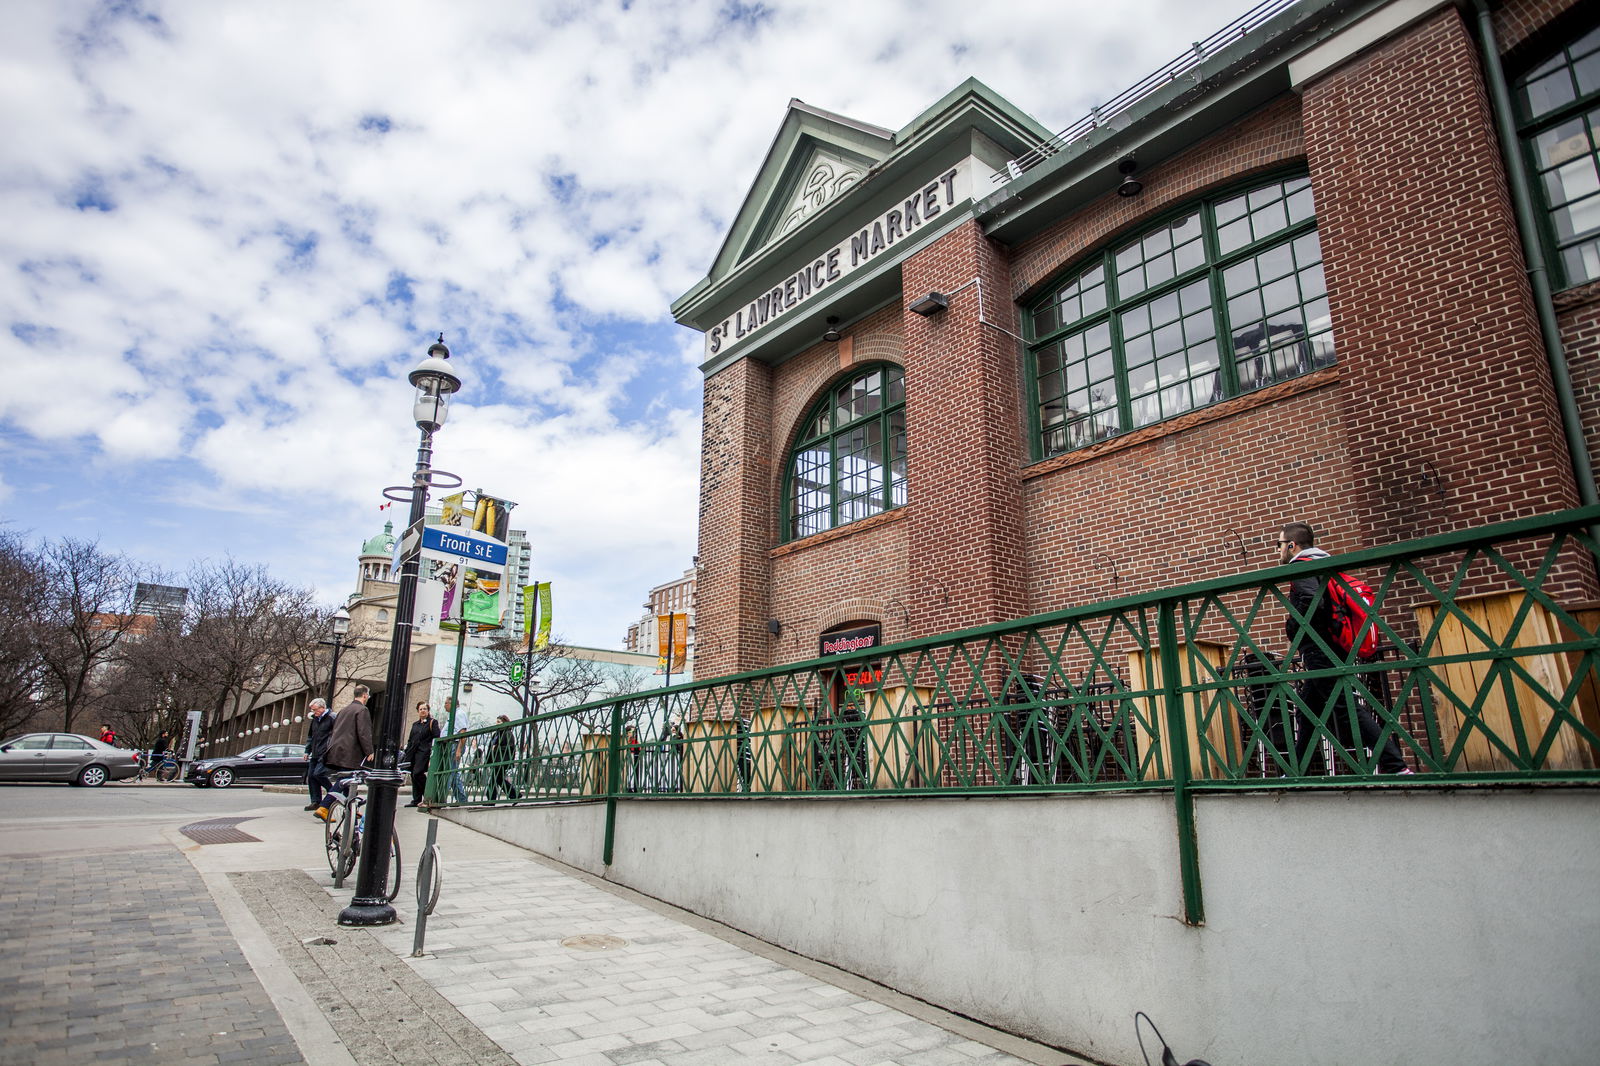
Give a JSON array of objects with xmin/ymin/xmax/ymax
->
[{"xmin": 450, "ymin": 788, "xmax": 1600, "ymax": 1066}]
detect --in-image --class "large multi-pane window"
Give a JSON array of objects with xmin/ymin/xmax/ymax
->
[
  {"xmin": 785, "ymin": 365, "xmax": 906, "ymax": 541},
  {"xmin": 1516, "ymin": 23, "xmax": 1600, "ymax": 288},
  {"xmin": 1028, "ymin": 174, "xmax": 1334, "ymax": 457}
]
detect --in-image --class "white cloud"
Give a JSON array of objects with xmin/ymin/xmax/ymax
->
[{"xmin": 1, "ymin": 0, "xmax": 1258, "ymax": 644}]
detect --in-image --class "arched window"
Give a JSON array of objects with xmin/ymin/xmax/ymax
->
[
  {"xmin": 1514, "ymin": 22, "xmax": 1600, "ymax": 288},
  {"xmin": 785, "ymin": 364, "xmax": 907, "ymax": 541},
  {"xmin": 1026, "ymin": 172, "xmax": 1333, "ymax": 457}
]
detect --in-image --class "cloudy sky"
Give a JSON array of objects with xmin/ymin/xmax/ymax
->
[{"xmin": 1, "ymin": 0, "xmax": 1259, "ymax": 648}]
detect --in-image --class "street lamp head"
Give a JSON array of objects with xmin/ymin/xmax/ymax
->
[
  {"xmin": 410, "ymin": 333, "xmax": 463, "ymax": 430},
  {"xmin": 331, "ymin": 605, "xmax": 351, "ymax": 637}
]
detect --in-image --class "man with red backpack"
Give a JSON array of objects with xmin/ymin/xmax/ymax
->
[{"xmin": 1277, "ymin": 522, "xmax": 1411, "ymax": 775}]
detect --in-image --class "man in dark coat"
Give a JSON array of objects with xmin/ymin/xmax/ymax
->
[
  {"xmin": 316, "ymin": 685, "xmax": 374, "ymax": 820},
  {"xmin": 1279, "ymin": 522, "xmax": 1409, "ymax": 775},
  {"xmin": 485, "ymin": 715, "xmax": 521, "ymax": 802},
  {"xmin": 401, "ymin": 700, "xmax": 440, "ymax": 808},
  {"xmin": 303, "ymin": 698, "xmax": 335, "ymax": 811}
]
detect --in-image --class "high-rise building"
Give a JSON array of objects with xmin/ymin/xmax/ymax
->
[
  {"xmin": 131, "ymin": 582, "xmax": 187, "ymax": 625},
  {"xmin": 624, "ymin": 562, "xmax": 698, "ymax": 681}
]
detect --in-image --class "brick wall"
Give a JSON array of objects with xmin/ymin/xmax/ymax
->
[
  {"xmin": 900, "ymin": 221, "xmax": 1031, "ymax": 635},
  {"xmin": 1023, "ymin": 378, "xmax": 1359, "ymax": 611},
  {"xmin": 1494, "ymin": 0, "xmax": 1585, "ymax": 55},
  {"xmin": 769, "ymin": 510, "xmax": 914, "ymax": 661},
  {"xmin": 1300, "ymin": 8, "xmax": 1579, "ymax": 547},
  {"xmin": 1560, "ymin": 286, "xmax": 1600, "ymax": 478},
  {"xmin": 695, "ymin": 357, "xmax": 776, "ymax": 678}
]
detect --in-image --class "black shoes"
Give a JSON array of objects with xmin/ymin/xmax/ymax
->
[
  {"xmin": 303, "ymin": 804, "xmax": 316, "ymax": 811},
  {"xmin": 404, "ymin": 801, "xmax": 420, "ymax": 807}
]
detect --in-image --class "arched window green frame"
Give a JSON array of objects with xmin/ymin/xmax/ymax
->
[
  {"xmin": 1513, "ymin": 21, "xmax": 1600, "ymax": 289},
  {"xmin": 784, "ymin": 364, "xmax": 907, "ymax": 541},
  {"xmin": 1025, "ymin": 172, "xmax": 1333, "ymax": 458}
]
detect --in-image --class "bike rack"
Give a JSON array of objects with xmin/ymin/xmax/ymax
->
[{"xmin": 410, "ymin": 819, "xmax": 444, "ymax": 957}]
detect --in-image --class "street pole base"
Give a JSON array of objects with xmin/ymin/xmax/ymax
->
[{"xmin": 337, "ymin": 897, "xmax": 398, "ymax": 926}]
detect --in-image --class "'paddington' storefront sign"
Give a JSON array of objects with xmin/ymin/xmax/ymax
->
[
  {"xmin": 819, "ymin": 623, "xmax": 882, "ymax": 658},
  {"xmin": 705, "ymin": 155, "xmax": 993, "ymax": 360}
]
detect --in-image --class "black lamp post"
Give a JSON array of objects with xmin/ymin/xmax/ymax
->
[
  {"xmin": 322, "ymin": 606, "xmax": 351, "ymax": 707},
  {"xmin": 339, "ymin": 335, "xmax": 462, "ymax": 927}
]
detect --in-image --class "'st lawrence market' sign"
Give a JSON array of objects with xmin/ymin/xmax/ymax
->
[{"xmin": 705, "ymin": 156, "xmax": 993, "ymax": 360}]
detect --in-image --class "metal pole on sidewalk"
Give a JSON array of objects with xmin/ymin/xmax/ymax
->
[{"xmin": 341, "ymin": 336, "xmax": 462, "ymax": 927}]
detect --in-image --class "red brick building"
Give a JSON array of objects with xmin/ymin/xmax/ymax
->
[{"xmin": 673, "ymin": 0, "xmax": 1600, "ymax": 679}]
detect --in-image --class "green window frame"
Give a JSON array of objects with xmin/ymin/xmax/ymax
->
[
  {"xmin": 1514, "ymin": 23, "xmax": 1600, "ymax": 289},
  {"xmin": 784, "ymin": 364, "xmax": 906, "ymax": 541},
  {"xmin": 1026, "ymin": 173, "xmax": 1334, "ymax": 458}
]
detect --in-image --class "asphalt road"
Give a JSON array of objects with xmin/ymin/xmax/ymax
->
[{"xmin": 0, "ymin": 780, "xmax": 307, "ymax": 858}]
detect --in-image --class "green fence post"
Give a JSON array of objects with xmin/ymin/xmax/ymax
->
[
  {"xmin": 424, "ymin": 743, "xmax": 444, "ymax": 807},
  {"xmin": 1158, "ymin": 600, "xmax": 1205, "ymax": 926},
  {"xmin": 602, "ymin": 701, "xmax": 623, "ymax": 867}
]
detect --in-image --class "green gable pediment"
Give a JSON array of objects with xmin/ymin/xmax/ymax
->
[
  {"xmin": 673, "ymin": 80, "xmax": 1055, "ymax": 374},
  {"xmin": 708, "ymin": 101, "xmax": 895, "ymax": 282},
  {"xmin": 763, "ymin": 141, "xmax": 878, "ymax": 246}
]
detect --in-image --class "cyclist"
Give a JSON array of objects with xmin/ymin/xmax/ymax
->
[{"xmin": 315, "ymin": 685, "xmax": 374, "ymax": 820}]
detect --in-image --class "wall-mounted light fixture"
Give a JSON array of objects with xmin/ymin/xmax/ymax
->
[
  {"xmin": 1117, "ymin": 157, "xmax": 1143, "ymax": 198},
  {"xmin": 767, "ymin": 619, "xmax": 782, "ymax": 637},
  {"xmin": 823, "ymin": 316, "xmax": 842, "ymax": 343},
  {"xmin": 909, "ymin": 292, "xmax": 949, "ymax": 316}
]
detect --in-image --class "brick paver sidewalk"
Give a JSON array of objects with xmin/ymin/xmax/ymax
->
[
  {"xmin": 351, "ymin": 856, "xmax": 1042, "ymax": 1066},
  {"xmin": 231, "ymin": 868, "xmax": 513, "ymax": 1066},
  {"xmin": 0, "ymin": 848, "xmax": 304, "ymax": 1066}
]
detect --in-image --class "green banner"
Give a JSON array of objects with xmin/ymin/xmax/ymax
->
[
  {"xmin": 461, "ymin": 567, "xmax": 502, "ymax": 627},
  {"xmin": 534, "ymin": 581, "xmax": 552, "ymax": 649},
  {"xmin": 523, "ymin": 584, "xmax": 538, "ymax": 636}
]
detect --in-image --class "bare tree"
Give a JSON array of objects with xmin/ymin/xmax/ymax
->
[
  {"xmin": 171, "ymin": 558, "xmax": 320, "ymax": 735},
  {"xmin": 94, "ymin": 604, "xmax": 209, "ymax": 750},
  {"xmin": 278, "ymin": 606, "xmax": 389, "ymax": 706},
  {"xmin": 31, "ymin": 538, "xmax": 144, "ymax": 733},
  {"xmin": 462, "ymin": 635, "xmax": 624, "ymax": 716},
  {"xmin": 0, "ymin": 532, "xmax": 47, "ymax": 736}
]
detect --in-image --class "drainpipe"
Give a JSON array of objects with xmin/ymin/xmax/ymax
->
[{"xmin": 1472, "ymin": 0, "xmax": 1600, "ymax": 517}]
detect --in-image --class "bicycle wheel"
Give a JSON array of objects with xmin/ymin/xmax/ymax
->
[
  {"xmin": 156, "ymin": 761, "xmax": 179, "ymax": 783},
  {"xmin": 333, "ymin": 801, "xmax": 360, "ymax": 885},
  {"xmin": 384, "ymin": 832, "xmax": 402, "ymax": 903},
  {"xmin": 324, "ymin": 807, "xmax": 343, "ymax": 877}
]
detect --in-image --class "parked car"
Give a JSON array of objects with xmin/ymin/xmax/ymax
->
[
  {"xmin": 187, "ymin": 743, "xmax": 309, "ymax": 788},
  {"xmin": 0, "ymin": 732, "xmax": 142, "ymax": 787}
]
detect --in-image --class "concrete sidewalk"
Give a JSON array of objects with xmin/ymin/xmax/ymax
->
[{"xmin": 177, "ymin": 795, "xmax": 1090, "ymax": 1066}]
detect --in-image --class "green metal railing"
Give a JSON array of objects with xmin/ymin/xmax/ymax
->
[{"xmin": 426, "ymin": 506, "xmax": 1600, "ymax": 919}]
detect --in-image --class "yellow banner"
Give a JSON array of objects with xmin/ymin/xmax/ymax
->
[
  {"xmin": 471, "ymin": 493, "xmax": 513, "ymax": 542},
  {"xmin": 657, "ymin": 612, "xmax": 688, "ymax": 673}
]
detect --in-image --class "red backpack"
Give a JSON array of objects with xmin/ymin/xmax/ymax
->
[{"xmin": 1327, "ymin": 572, "xmax": 1379, "ymax": 660}]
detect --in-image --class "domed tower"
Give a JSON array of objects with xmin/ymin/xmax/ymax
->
[
  {"xmin": 358, "ymin": 521, "xmax": 397, "ymax": 585},
  {"xmin": 346, "ymin": 521, "xmax": 399, "ymax": 643}
]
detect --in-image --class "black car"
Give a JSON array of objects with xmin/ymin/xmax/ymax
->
[{"xmin": 186, "ymin": 743, "xmax": 309, "ymax": 788}]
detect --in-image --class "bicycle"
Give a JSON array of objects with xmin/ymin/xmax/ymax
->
[
  {"xmin": 1135, "ymin": 1012, "xmax": 1213, "ymax": 1066},
  {"xmin": 135, "ymin": 750, "xmax": 181, "ymax": 783},
  {"xmin": 321, "ymin": 770, "xmax": 402, "ymax": 900}
]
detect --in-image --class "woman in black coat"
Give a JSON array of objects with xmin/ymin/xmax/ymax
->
[{"xmin": 401, "ymin": 701, "xmax": 441, "ymax": 807}]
